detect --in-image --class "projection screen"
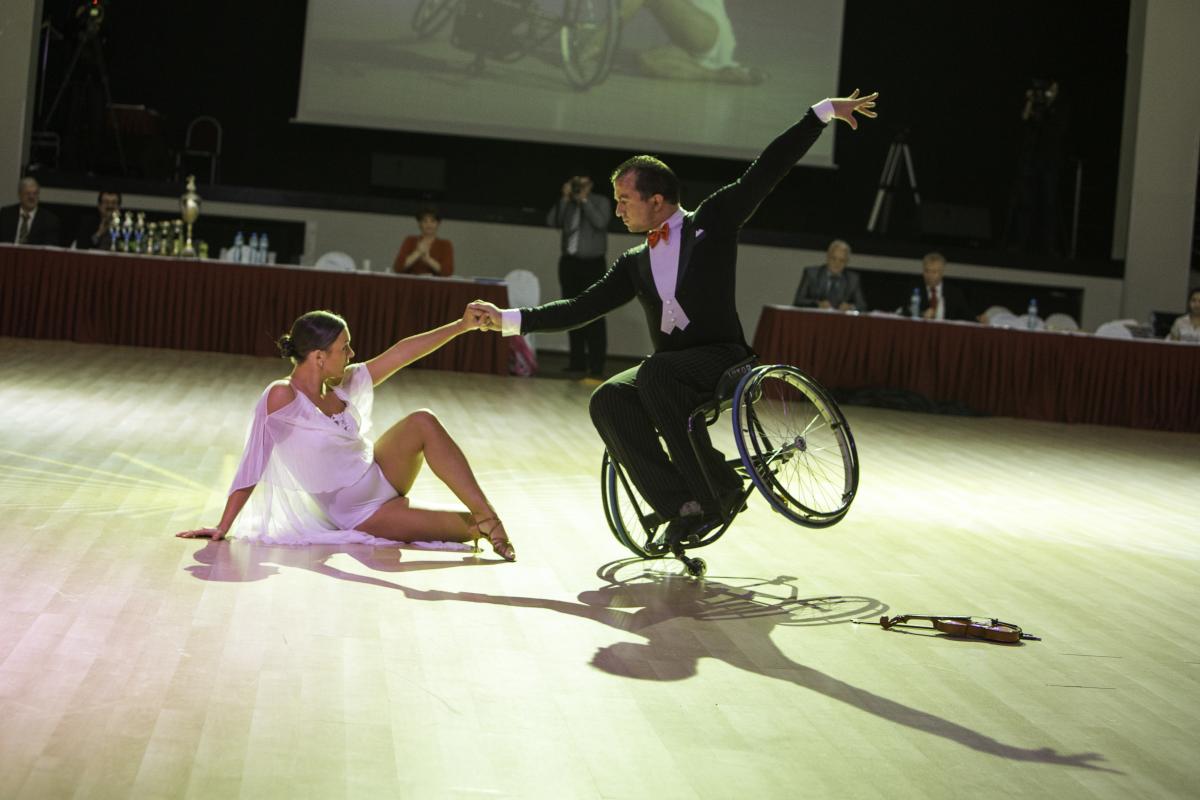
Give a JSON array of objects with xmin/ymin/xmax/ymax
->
[{"xmin": 296, "ymin": 0, "xmax": 845, "ymax": 164}]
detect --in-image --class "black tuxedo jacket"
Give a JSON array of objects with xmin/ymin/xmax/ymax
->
[
  {"xmin": 0, "ymin": 204, "xmax": 61, "ymax": 246},
  {"xmin": 793, "ymin": 265, "xmax": 867, "ymax": 310},
  {"xmin": 521, "ymin": 110, "xmax": 828, "ymax": 352},
  {"xmin": 913, "ymin": 281, "xmax": 972, "ymax": 321}
]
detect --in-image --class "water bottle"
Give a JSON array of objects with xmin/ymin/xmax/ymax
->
[
  {"xmin": 231, "ymin": 231, "xmax": 244, "ymax": 263},
  {"xmin": 909, "ymin": 288, "xmax": 922, "ymax": 319},
  {"xmin": 1026, "ymin": 298, "xmax": 1039, "ymax": 330},
  {"xmin": 258, "ymin": 232, "xmax": 270, "ymax": 264}
]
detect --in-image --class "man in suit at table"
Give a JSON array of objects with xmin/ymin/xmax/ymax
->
[
  {"xmin": 0, "ymin": 176, "xmax": 61, "ymax": 247},
  {"xmin": 912, "ymin": 251, "xmax": 972, "ymax": 321},
  {"xmin": 469, "ymin": 90, "xmax": 878, "ymax": 541},
  {"xmin": 792, "ymin": 238, "xmax": 867, "ymax": 311},
  {"xmin": 72, "ymin": 190, "xmax": 122, "ymax": 250}
]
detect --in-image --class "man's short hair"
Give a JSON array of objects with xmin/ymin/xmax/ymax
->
[
  {"xmin": 97, "ymin": 190, "xmax": 122, "ymax": 206},
  {"xmin": 923, "ymin": 251, "xmax": 946, "ymax": 265},
  {"xmin": 18, "ymin": 176, "xmax": 38, "ymax": 193},
  {"xmin": 610, "ymin": 156, "xmax": 679, "ymax": 204}
]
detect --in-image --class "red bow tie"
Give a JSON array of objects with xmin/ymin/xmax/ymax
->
[{"xmin": 647, "ymin": 222, "xmax": 670, "ymax": 248}]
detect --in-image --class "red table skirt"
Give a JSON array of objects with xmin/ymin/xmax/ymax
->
[
  {"xmin": 751, "ymin": 305, "xmax": 1200, "ymax": 432},
  {"xmin": 0, "ymin": 245, "xmax": 508, "ymax": 374}
]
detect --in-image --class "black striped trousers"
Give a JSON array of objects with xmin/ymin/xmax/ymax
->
[{"xmin": 588, "ymin": 342, "xmax": 747, "ymax": 519}]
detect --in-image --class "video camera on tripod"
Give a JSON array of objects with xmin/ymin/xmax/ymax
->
[{"xmin": 74, "ymin": 0, "xmax": 108, "ymax": 31}]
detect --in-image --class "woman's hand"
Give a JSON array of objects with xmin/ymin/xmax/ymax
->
[{"xmin": 176, "ymin": 526, "xmax": 225, "ymax": 541}]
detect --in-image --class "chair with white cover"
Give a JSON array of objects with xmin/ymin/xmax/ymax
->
[
  {"xmin": 503, "ymin": 269, "xmax": 540, "ymax": 351},
  {"xmin": 981, "ymin": 305, "xmax": 1012, "ymax": 324},
  {"xmin": 987, "ymin": 311, "xmax": 1021, "ymax": 329},
  {"xmin": 1044, "ymin": 312, "xmax": 1079, "ymax": 332},
  {"xmin": 1094, "ymin": 320, "xmax": 1135, "ymax": 339},
  {"xmin": 315, "ymin": 251, "xmax": 357, "ymax": 271}
]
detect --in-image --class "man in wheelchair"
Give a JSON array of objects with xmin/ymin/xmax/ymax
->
[{"xmin": 470, "ymin": 90, "xmax": 877, "ymax": 545}]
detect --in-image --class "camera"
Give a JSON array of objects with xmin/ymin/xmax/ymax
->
[
  {"xmin": 1028, "ymin": 78, "xmax": 1057, "ymax": 107},
  {"xmin": 570, "ymin": 176, "xmax": 585, "ymax": 195}
]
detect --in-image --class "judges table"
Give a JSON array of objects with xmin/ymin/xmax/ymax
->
[
  {"xmin": 752, "ymin": 305, "xmax": 1200, "ymax": 433},
  {"xmin": 0, "ymin": 245, "xmax": 509, "ymax": 374}
]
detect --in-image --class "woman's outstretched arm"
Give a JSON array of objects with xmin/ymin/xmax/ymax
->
[
  {"xmin": 176, "ymin": 485, "xmax": 254, "ymax": 541},
  {"xmin": 363, "ymin": 306, "xmax": 487, "ymax": 386}
]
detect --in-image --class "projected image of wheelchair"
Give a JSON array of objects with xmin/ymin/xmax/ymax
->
[{"xmin": 411, "ymin": 0, "xmax": 619, "ymax": 89}]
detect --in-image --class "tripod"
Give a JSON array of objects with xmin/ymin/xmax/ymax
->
[
  {"xmin": 866, "ymin": 129, "xmax": 919, "ymax": 234},
  {"xmin": 40, "ymin": 8, "xmax": 127, "ymax": 175}
]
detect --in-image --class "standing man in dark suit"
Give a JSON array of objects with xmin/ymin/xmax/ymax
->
[
  {"xmin": 547, "ymin": 174, "xmax": 611, "ymax": 384},
  {"xmin": 470, "ymin": 90, "xmax": 878, "ymax": 539},
  {"xmin": 792, "ymin": 238, "xmax": 867, "ymax": 311},
  {"xmin": 912, "ymin": 251, "xmax": 972, "ymax": 321},
  {"xmin": 0, "ymin": 177, "xmax": 62, "ymax": 246}
]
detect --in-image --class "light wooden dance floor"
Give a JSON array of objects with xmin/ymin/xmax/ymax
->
[{"xmin": 1, "ymin": 337, "xmax": 1197, "ymax": 799}]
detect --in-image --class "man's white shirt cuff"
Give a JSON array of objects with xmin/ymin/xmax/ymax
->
[{"xmin": 500, "ymin": 309, "xmax": 522, "ymax": 337}]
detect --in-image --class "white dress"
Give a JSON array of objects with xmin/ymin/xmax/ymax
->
[{"xmin": 226, "ymin": 363, "xmax": 400, "ymax": 545}]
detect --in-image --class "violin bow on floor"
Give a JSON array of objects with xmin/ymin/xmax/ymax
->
[{"xmin": 852, "ymin": 614, "xmax": 1041, "ymax": 643}]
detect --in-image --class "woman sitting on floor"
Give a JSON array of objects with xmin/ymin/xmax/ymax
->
[{"xmin": 176, "ymin": 308, "xmax": 514, "ymax": 560}]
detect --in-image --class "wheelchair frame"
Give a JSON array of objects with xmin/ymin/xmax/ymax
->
[{"xmin": 601, "ymin": 359, "xmax": 860, "ymax": 577}]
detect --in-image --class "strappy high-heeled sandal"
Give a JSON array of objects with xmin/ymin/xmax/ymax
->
[{"xmin": 470, "ymin": 511, "xmax": 516, "ymax": 562}]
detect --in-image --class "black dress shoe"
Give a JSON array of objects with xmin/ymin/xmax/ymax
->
[{"xmin": 662, "ymin": 511, "xmax": 722, "ymax": 547}]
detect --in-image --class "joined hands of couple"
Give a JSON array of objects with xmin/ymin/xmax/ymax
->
[{"xmin": 465, "ymin": 301, "xmax": 503, "ymax": 332}]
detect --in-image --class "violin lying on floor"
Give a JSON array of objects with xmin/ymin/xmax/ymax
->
[{"xmin": 854, "ymin": 614, "xmax": 1041, "ymax": 643}]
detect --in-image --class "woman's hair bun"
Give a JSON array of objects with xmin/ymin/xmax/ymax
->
[{"xmin": 277, "ymin": 334, "xmax": 297, "ymax": 359}]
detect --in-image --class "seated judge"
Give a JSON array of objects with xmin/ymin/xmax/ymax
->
[
  {"xmin": 792, "ymin": 239, "xmax": 866, "ymax": 311},
  {"xmin": 393, "ymin": 206, "xmax": 455, "ymax": 277},
  {"xmin": 73, "ymin": 190, "xmax": 122, "ymax": 250},
  {"xmin": 912, "ymin": 251, "xmax": 972, "ymax": 321},
  {"xmin": 0, "ymin": 176, "xmax": 61, "ymax": 246}
]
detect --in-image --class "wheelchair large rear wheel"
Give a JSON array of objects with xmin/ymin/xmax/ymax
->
[
  {"xmin": 732, "ymin": 365, "xmax": 858, "ymax": 527},
  {"xmin": 561, "ymin": 0, "xmax": 620, "ymax": 89},
  {"xmin": 601, "ymin": 450, "xmax": 664, "ymax": 557}
]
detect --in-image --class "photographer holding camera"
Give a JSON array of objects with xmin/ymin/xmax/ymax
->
[
  {"xmin": 1006, "ymin": 78, "xmax": 1070, "ymax": 254},
  {"xmin": 546, "ymin": 175, "xmax": 611, "ymax": 383}
]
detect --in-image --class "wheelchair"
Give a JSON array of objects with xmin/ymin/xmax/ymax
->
[
  {"xmin": 601, "ymin": 358, "xmax": 859, "ymax": 578},
  {"xmin": 411, "ymin": 0, "xmax": 620, "ymax": 90}
]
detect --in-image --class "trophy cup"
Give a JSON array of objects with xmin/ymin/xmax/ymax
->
[
  {"xmin": 145, "ymin": 221, "xmax": 158, "ymax": 255},
  {"xmin": 179, "ymin": 175, "xmax": 202, "ymax": 257},
  {"xmin": 108, "ymin": 210, "xmax": 121, "ymax": 251},
  {"xmin": 120, "ymin": 211, "xmax": 133, "ymax": 253},
  {"xmin": 134, "ymin": 212, "xmax": 146, "ymax": 254},
  {"xmin": 172, "ymin": 220, "xmax": 184, "ymax": 256}
]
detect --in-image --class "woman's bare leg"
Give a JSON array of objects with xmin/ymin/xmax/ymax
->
[
  {"xmin": 374, "ymin": 410, "xmax": 489, "ymax": 509},
  {"xmin": 371, "ymin": 410, "xmax": 514, "ymax": 559},
  {"xmin": 356, "ymin": 498, "xmax": 472, "ymax": 543},
  {"xmin": 623, "ymin": 0, "xmax": 718, "ymax": 56}
]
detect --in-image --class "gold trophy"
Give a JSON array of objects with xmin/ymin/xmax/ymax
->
[
  {"xmin": 146, "ymin": 221, "xmax": 158, "ymax": 255},
  {"xmin": 172, "ymin": 220, "xmax": 184, "ymax": 256},
  {"xmin": 179, "ymin": 175, "xmax": 202, "ymax": 257},
  {"xmin": 134, "ymin": 212, "xmax": 146, "ymax": 254},
  {"xmin": 108, "ymin": 209, "xmax": 121, "ymax": 251}
]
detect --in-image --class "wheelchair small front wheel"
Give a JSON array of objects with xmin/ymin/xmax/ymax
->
[
  {"xmin": 412, "ymin": 0, "xmax": 458, "ymax": 38},
  {"xmin": 732, "ymin": 365, "xmax": 859, "ymax": 527}
]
